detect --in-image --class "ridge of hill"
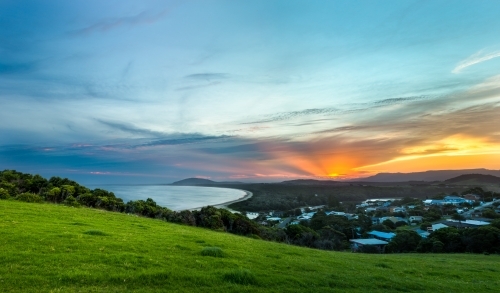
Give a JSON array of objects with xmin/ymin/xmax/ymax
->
[
  {"xmin": 444, "ymin": 174, "xmax": 500, "ymax": 184},
  {"xmin": 356, "ymin": 168, "xmax": 500, "ymax": 182},
  {"xmin": 1, "ymin": 200, "xmax": 499, "ymax": 292},
  {"xmin": 280, "ymin": 179, "xmax": 343, "ymax": 185},
  {"xmin": 170, "ymin": 178, "xmax": 244, "ymax": 186},
  {"xmin": 170, "ymin": 178, "xmax": 216, "ymax": 185}
]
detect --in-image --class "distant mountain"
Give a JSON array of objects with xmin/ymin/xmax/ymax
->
[
  {"xmin": 171, "ymin": 178, "xmax": 216, "ymax": 186},
  {"xmin": 356, "ymin": 169, "xmax": 500, "ymax": 182},
  {"xmin": 281, "ymin": 179, "xmax": 340, "ymax": 185},
  {"xmin": 444, "ymin": 174, "xmax": 500, "ymax": 184},
  {"xmin": 170, "ymin": 178, "xmax": 244, "ymax": 186}
]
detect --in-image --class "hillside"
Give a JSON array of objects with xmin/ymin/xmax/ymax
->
[
  {"xmin": 171, "ymin": 178, "xmax": 243, "ymax": 186},
  {"xmin": 281, "ymin": 179, "xmax": 341, "ymax": 185},
  {"xmin": 171, "ymin": 178, "xmax": 217, "ymax": 186},
  {"xmin": 1, "ymin": 200, "xmax": 500, "ymax": 293},
  {"xmin": 444, "ymin": 174, "xmax": 500, "ymax": 185},
  {"xmin": 357, "ymin": 169, "xmax": 500, "ymax": 182}
]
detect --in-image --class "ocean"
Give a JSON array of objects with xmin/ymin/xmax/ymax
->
[{"xmin": 87, "ymin": 185, "xmax": 247, "ymax": 211}]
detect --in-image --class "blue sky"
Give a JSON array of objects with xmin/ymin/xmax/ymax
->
[{"xmin": 1, "ymin": 0, "xmax": 500, "ymax": 184}]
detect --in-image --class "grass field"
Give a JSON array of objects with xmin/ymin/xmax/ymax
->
[{"xmin": 1, "ymin": 200, "xmax": 499, "ymax": 292}]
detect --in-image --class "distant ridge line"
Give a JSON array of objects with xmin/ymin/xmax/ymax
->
[{"xmin": 354, "ymin": 169, "xmax": 500, "ymax": 182}]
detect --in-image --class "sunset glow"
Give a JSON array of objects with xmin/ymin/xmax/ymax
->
[{"xmin": 1, "ymin": 1, "xmax": 500, "ymax": 183}]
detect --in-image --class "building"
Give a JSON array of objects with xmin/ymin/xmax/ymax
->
[
  {"xmin": 350, "ymin": 239, "xmax": 389, "ymax": 253},
  {"xmin": 409, "ymin": 216, "xmax": 423, "ymax": 223},
  {"xmin": 367, "ymin": 230, "xmax": 396, "ymax": 241}
]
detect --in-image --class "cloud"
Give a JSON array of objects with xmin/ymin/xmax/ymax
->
[
  {"xmin": 69, "ymin": 9, "xmax": 171, "ymax": 36},
  {"xmin": 184, "ymin": 73, "xmax": 229, "ymax": 81},
  {"xmin": 97, "ymin": 120, "xmax": 166, "ymax": 137},
  {"xmin": 242, "ymin": 96, "xmax": 428, "ymax": 125},
  {"xmin": 140, "ymin": 135, "xmax": 231, "ymax": 147},
  {"xmin": 453, "ymin": 49, "xmax": 500, "ymax": 74}
]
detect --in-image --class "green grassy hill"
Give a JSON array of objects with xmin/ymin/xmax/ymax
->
[{"xmin": 1, "ymin": 200, "xmax": 499, "ymax": 293}]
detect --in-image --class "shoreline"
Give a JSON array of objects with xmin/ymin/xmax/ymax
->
[{"xmin": 188, "ymin": 188, "xmax": 253, "ymax": 212}]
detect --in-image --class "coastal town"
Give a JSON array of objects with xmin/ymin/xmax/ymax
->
[{"xmin": 251, "ymin": 192, "xmax": 500, "ymax": 253}]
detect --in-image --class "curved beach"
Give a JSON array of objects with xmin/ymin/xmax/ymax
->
[{"xmin": 190, "ymin": 189, "xmax": 253, "ymax": 211}]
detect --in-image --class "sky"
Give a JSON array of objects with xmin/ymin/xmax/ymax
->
[{"xmin": 1, "ymin": 0, "xmax": 500, "ymax": 184}]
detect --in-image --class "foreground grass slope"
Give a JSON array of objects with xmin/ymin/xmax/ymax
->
[{"xmin": 1, "ymin": 201, "xmax": 499, "ymax": 293}]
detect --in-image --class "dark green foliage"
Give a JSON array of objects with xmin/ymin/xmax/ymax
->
[
  {"xmin": 416, "ymin": 226, "xmax": 500, "ymax": 254},
  {"xmin": 386, "ymin": 230, "xmax": 421, "ymax": 253},
  {"xmin": 491, "ymin": 219, "xmax": 500, "ymax": 229},
  {"xmin": 482, "ymin": 209, "xmax": 500, "ymax": 219},
  {"xmin": 382, "ymin": 219, "xmax": 396, "ymax": 230},
  {"xmin": 0, "ymin": 188, "xmax": 9, "ymax": 199},
  {"xmin": 285, "ymin": 224, "xmax": 319, "ymax": 247},
  {"xmin": 223, "ymin": 269, "xmax": 257, "ymax": 285},
  {"xmin": 423, "ymin": 208, "xmax": 442, "ymax": 222},
  {"xmin": 63, "ymin": 195, "xmax": 80, "ymax": 207},
  {"xmin": 420, "ymin": 222, "xmax": 432, "ymax": 231},
  {"xmin": 201, "ymin": 247, "xmax": 225, "ymax": 257},
  {"xmin": 461, "ymin": 226, "xmax": 500, "ymax": 253},
  {"xmin": 16, "ymin": 192, "xmax": 43, "ymax": 203}
]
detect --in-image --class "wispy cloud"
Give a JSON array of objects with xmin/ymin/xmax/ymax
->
[
  {"xmin": 97, "ymin": 120, "xmax": 166, "ymax": 137},
  {"xmin": 69, "ymin": 10, "xmax": 171, "ymax": 36},
  {"xmin": 184, "ymin": 73, "xmax": 229, "ymax": 81},
  {"xmin": 242, "ymin": 96, "xmax": 428, "ymax": 124},
  {"xmin": 453, "ymin": 48, "xmax": 500, "ymax": 74}
]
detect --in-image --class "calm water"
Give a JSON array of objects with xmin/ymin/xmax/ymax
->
[{"xmin": 89, "ymin": 185, "xmax": 247, "ymax": 211}]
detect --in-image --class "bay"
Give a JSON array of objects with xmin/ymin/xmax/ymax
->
[{"xmin": 89, "ymin": 185, "xmax": 247, "ymax": 211}]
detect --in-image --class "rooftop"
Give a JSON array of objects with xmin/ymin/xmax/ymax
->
[{"xmin": 350, "ymin": 239, "xmax": 389, "ymax": 245}]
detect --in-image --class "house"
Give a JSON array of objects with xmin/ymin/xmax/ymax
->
[
  {"xmin": 423, "ymin": 199, "xmax": 445, "ymax": 206},
  {"xmin": 371, "ymin": 217, "xmax": 380, "ymax": 225},
  {"xmin": 271, "ymin": 211, "xmax": 284, "ymax": 217},
  {"xmin": 379, "ymin": 216, "xmax": 406, "ymax": 224},
  {"xmin": 409, "ymin": 216, "xmax": 423, "ymax": 223},
  {"xmin": 443, "ymin": 219, "xmax": 490, "ymax": 228},
  {"xmin": 390, "ymin": 207, "xmax": 406, "ymax": 213},
  {"xmin": 443, "ymin": 196, "xmax": 473, "ymax": 205},
  {"xmin": 430, "ymin": 223, "xmax": 449, "ymax": 231},
  {"xmin": 350, "ymin": 239, "xmax": 389, "ymax": 253},
  {"xmin": 367, "ymin": 230, "xmax": 396, "ymax": 241}
]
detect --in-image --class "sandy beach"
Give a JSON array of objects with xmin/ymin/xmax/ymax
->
[{"xmin": 189, "ymin": 189, "xmax": 253, "ymax": 212}]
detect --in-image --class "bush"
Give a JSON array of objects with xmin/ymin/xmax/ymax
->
[
  {"xmin": 223, "ymin": 269, "xmax": 257, "ymax": 285},
  {"xmin": 16, "ymin": 192, "xmax": 43, "ymax": 203},
  {"xmin": 201, "ymin": 247, "xmax": 225, "ymax": 258},
  {"xmin": 63, "ymin": 195, "xmax": 80, "ymax": 207},
  {"xmin": 0, "ymin": 188, "xmax": 10, "ymax": 199}
]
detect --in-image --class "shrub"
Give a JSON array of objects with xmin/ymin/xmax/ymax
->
[
  {"xmin": 223, "ymin": 269, "xmax": 257, "ymax": 285},
  {"xmin": 16, "ymin": 192, "xmax": 43, "ymax": 203},
  {"xmin": 0, "ymin": 188, "xmax": 10, "ymax": 199},
  {"xmin": 201, "ymin": 247, "xmax": 225, "ymax": 258},
  {"xmin": 63, "ymin": 195, "xmax": 81, "ymax": 207}
]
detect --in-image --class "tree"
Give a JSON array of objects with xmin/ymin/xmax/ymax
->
[
  {"xmin": 482, "ymin": 209, "xmax": 500, "ymax": 219},
  {"xmin": 0, "ymin": 188, "xmax": 10, "ymax": 199},
  {"xmin": 451, "ymin": 213, "xmax": 466, "ymax": 227},
  {"xmin": 386, "ymin": 230, "xmax": 422, "ymax": 253},
  {"xmin": 382, "ymin": 219, "xmax": 396, "ymax": 230},
  {"xmin": 46, "ymin": 187, "xmax": 61, "ymax": 203},
  {"xmin": 461, "ymin": 226, "xmax": 500, "ymax": 253}
]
